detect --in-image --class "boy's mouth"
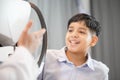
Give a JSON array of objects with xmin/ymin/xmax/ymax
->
[{"xmin": 69, "ymin": 40, "xmax": 80, "ymax": 45}]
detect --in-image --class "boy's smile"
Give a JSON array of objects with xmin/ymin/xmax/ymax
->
[{"xmin": 69, "ymin": 38, "xmax": 80, "ymax": 46}]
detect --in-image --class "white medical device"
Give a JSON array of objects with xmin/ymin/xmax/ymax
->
[{"xmin": 0, "ymin": 0, "xmax": 47, "ymax": 66}]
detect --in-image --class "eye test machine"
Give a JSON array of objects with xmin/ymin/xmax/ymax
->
[{"xmin": 0, "ymin": 0, "xmax": 47, "ymax": 67}]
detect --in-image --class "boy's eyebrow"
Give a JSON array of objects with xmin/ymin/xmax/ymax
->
[
  {"xmin": 69, "ymin": 26, "xmax": 74, "ymax": 28},
  {"xmin": 78, "ymin": 27, "xmax": 87, "ymax": 31}
]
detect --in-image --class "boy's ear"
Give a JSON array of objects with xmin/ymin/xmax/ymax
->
[{"xmin": 90, "ymin": 35, "xmax": 98, "ymax": 47}]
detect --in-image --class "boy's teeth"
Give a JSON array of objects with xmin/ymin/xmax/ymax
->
[
  {"xmin": 71, "ymin": 41, "xmax": 76, "ymax": 44},
  {"xmin": 70, "ymin": 40, "xmax": 80, "ymax": 44}
]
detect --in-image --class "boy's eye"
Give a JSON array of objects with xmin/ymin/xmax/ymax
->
[
  {"xmin": 79, "ymin": 31, "xmax": 86, "ymax": 34},
  {"xmin": 68, "ymin": 29, "xmax": 73, "ymax": 32}
]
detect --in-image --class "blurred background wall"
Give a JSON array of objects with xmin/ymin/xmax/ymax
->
[
  {"xmin": 91, "ymin": 0, "xmax": 120, "ymax": 80},
  {"xmin": 28, "ymin": 0, "xmax": 120, "ymax": 80}
]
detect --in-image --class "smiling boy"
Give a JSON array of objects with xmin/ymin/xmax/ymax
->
[{"xmin": 38, "ymin": 13, "xmax": 109, "ymax": 80}]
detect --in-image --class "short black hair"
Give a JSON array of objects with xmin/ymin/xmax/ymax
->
[{"xmin": 67, "ymin": 13, "xmax": 101, "ymax": 36}]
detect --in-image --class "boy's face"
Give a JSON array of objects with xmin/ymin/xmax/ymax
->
[{"xmin": 65, "ymin": 21, "xmax": 98, "ymax": 54}]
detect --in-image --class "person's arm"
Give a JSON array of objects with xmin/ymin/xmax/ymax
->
[
  {"xmin": 0, "ymin": 47, "xmax": 38, "ymax": 80},
  {"xmin": 104, "ymin": 71, "xmax": 109, "ymax": 80},
  {"xmin": 104, "ymin": 66, "xmax": 109, "ymax": 80},
  {"xmin": 0, "ymin": 20, "xmax": 45, "ymax": 80}
]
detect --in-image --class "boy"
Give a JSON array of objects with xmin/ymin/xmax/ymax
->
[{"xmin": 39, "ymin": 13, "xmax": 109, "ymax": 80}]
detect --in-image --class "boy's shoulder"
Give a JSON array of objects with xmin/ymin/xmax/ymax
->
[
  {"xmin": 92, "ymin": 59, "xmax": 109, "ymax": 74},
  {"xmin": 46, "ymin": 49, "xmax": 63, "ymax": 58},
  {"xmin": 47, "ymin": 49, "xmax": 61, "ymax": 53},
  {"xmin": 47, "ymin": 49, "xmax": 61, "ymax": 55}
]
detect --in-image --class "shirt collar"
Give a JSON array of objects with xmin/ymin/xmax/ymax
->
[
  {"xmin": 57, "ymin": 47, "xmax": 69, "ymax": 62},
  {"xmin": 57, "ymin": 47, "xmax": 95, "ymax": 71},
  {"xmin": 85, "ymin": 53, "xmax": 95, "ymax": 71}
]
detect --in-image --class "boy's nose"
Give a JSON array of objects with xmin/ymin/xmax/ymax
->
[{"xmin": 71, "ymin": 32, "xmax": 79, "ymax": 38}]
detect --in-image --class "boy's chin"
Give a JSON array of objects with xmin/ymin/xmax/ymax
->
[{"xmin": 67, "ymin": 47, "xmax": 79, "ymax": 53}]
